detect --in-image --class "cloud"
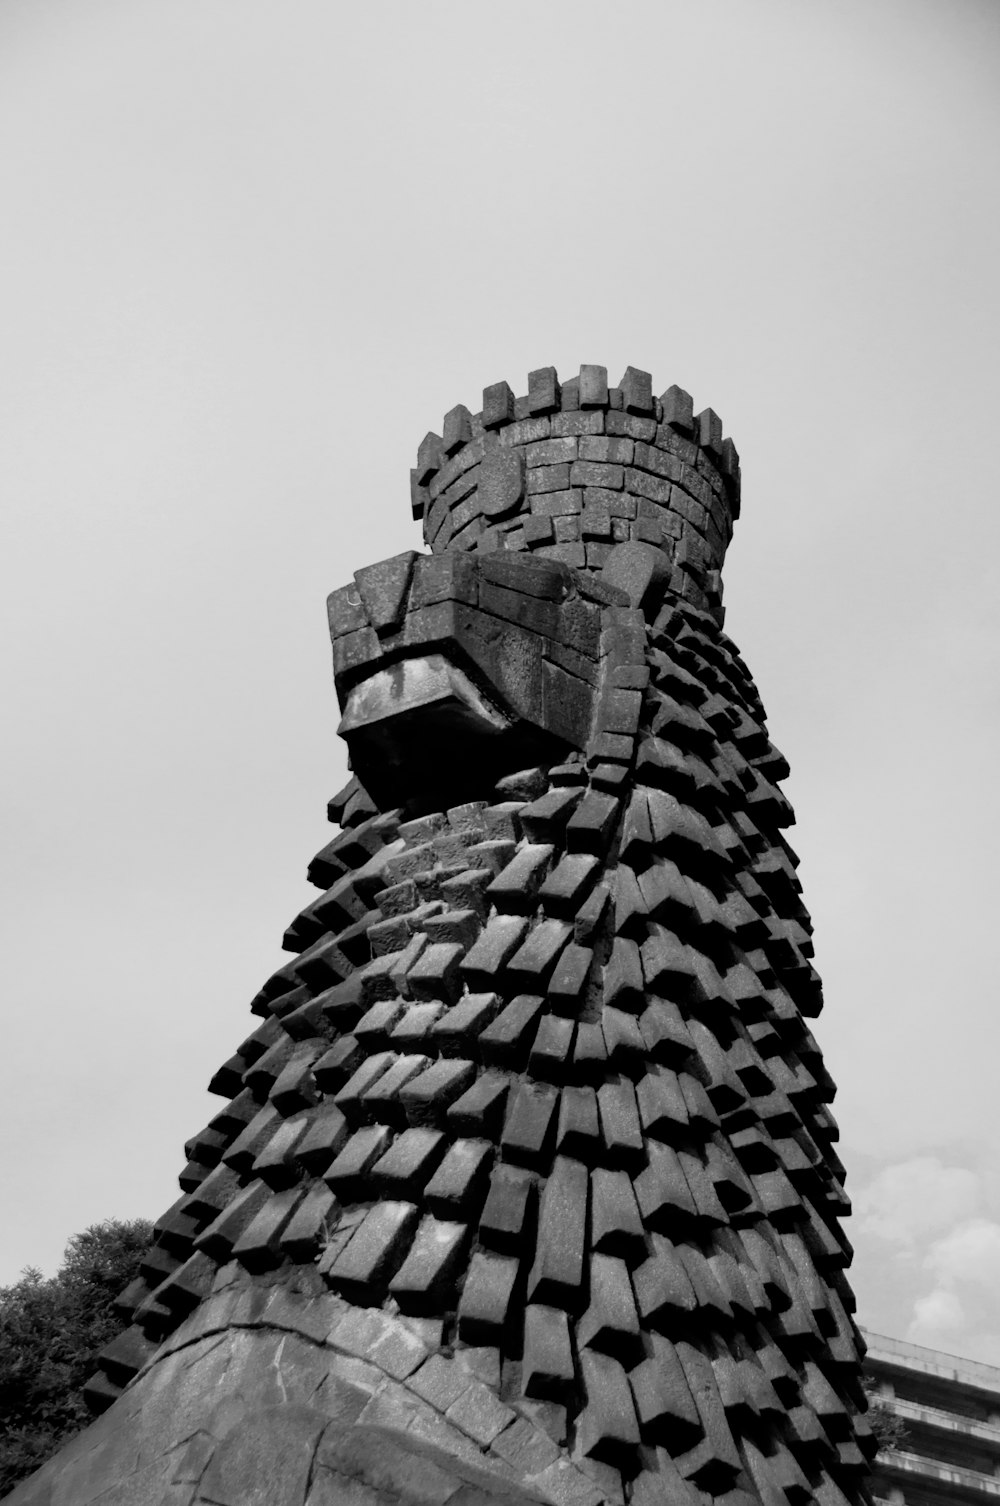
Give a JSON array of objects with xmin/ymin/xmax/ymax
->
[
  {"xmin": 849, "ymin": 1154, "xmax": 1000, "ymax": 1363},
  {"xmin": 909, "ymin": 1287, "xmax": 966, "ymax": 1336},
  {"xmin": 902, "ymin": 1219, "xmax": 1000, "ymax": 1358},
  {"xmin": 854, "ymin": 1158, "xmax": 980, "ymax": 1246},
  {"xmin": 926, "ymin": 1219, "xmax": 1000, "ymax": 1288}
]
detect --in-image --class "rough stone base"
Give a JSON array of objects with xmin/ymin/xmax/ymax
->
[{"xmin": 3, "ymin": 1277, "xmax": 599, "ymax": 1506}]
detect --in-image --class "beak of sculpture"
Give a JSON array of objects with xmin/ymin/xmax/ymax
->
[{"xmin": 327, "ymin": 550, "xmax": 603, "ymax": 812}]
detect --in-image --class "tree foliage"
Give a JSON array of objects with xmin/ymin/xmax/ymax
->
[
  {"xmin": 864, "ymin": 1380, "xmax": 909, "ymax": 1455},
  {"xmin": 0, "ymin": 1219, "xmax": 152, "ymax": 1496}
]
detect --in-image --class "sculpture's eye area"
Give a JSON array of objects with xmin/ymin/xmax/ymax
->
[{"xmin": 338, "ymin": 653, "xmax": 571, "ymax": 812}]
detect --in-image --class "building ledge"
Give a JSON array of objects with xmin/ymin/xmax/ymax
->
[
  {"xmin": 880, "ymin": 1447, "xmax": 1000, "ymax": 1501},
  {"xmin": 863, "ymin": 1330, "xmax": 1000, "ymax": 1401},
  {"xmin": 884, "ymin": 1396, "xmax": 1000, "ymax": 1451}
]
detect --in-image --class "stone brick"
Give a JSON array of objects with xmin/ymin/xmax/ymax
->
[
  {"xmin": 279, "ymin": 1183, "xmax": 338, "ymax": 1262},
  {"xmin": 460, "ymin": 914, "xmax": 530, "ymax": 988},
  {"xmin": 490, "ymin": 1415, "xmax": 561, "ymax": 1474},
  {"xmin": 527, "ymin": 1459, "xmax": 605, "ymax": 1506},
  {"xmin": 442, "ymin": 404, "xmax": 473, "ymax": 456},
  {"xmin": 445, "ymin": 1381, "xmax": 515, "ymax": 1446},
  {"xmin": 194, "ymin": 1180, "xmax": 271, "ymax": 1262},
  {"xmin": 577, "ymin": 1253, "xmax": 642, "ymax": 1365},
  {"xmin": 528, "ymin": 1013, "xmax": 575, "ymax": 1082},
  {"xmin": 527, "ymin": 365, "xmax": 561, "ymax": 414},
  {"xmin": 322, "ymin": 1123, "xmax": 393, "ymax": 1199},
  {"xmin": 407, "ymin": 942, "xmax": 465, "ymax": 1002},
  {"xmin": 498, "ymin": 415, "xmax": 551, "ymax": 448},
  {"xmin": 409, "ymin": 1352, "xmax": 472, "ymax": 1412},
  {"xmin": 353, "ymin": 551, "xmax": 417, "ymax": 637},
  {"xmin": 456, "ymin": 1250, "xmax": 519, "ymax": 1345},
  {"xmin": 370, "ymin": 1127, "xmax": 445, "ymax": 1198},
  {"xmin": 578, "ymin": 435, "xmax": 633, "ymax": 465},
  {"xmin": 624, "ymin": 466, "xmax": 672, "ymax": 505},
  {"xmin": 526, "ymin": 462, "xmax": 570, "ymax": 495},
  {"xmin": 550, "ymin": 410, "xmax": 604, "ymax": 437},
  {"xmin": 428, "ymin": 990, "xmax": 499, "ymax": 1057},
  {"xmin": 578, "ymin": 364, "xmax": 609, "ymax": 408},
  {"xmin": 323, "ymin": 1201, "xmax": 419, "ymax": 1300},
  {"xmin": 423, "ymin": 1136, "xmax": 493, "ymax": 1217},
  {"xmin": 576, "ymin": 1349, "xmax": 641, "ymax": 1465},
  {"xmin": 552, "ymin": 515, "xmax": 580, "ymax": 544},
  {"xmin": 445, "ymin": 1071, "xmax": 510, "ymax": 1138},
  {"xmin": 604, "ymin": 409, "xmax": 655, "ymax": 441},
  {"xmin": 535, "ymin": 540, "xmax": 586, "ymax": 566},
  {"xmin": 528, "ymin": 1155, "xmax": 588, "ymax": 1310},
  {"xmin": 633, "ymin": 440, "xmax": 684, "ymax": 483},
  {"xmin": 500, "ymin": 1080, "xmax": 559, "ymax": 1169},
  {"xmin": 388, "ymin": 1216, "xmax": 468, "ymax": 1314},
  {"xmin": 482, "ymin": 380, "xmax": 514, "ymax": 429},
  {"xmin": 661, "ymin": 384, "xmax": 694, "ymax": 432},
  {"xmin": 525, "ymin": 436, "xmax": 578, "ymax": 467},
  {"xmin": 479, "ymin": 993, "xmax": 545, "ymax": 1070},
  {"xmin": 389, "ymin": 1005, "xmax": 446, "ymax": 1052},
  {"xmin": 596, "ymin": 1079, "xmax": 644, "ymax": 1171},
  {"xmin": 427, "ymin": 436, "xmax": 485, "ymax": 500},
  {"xmin": 522, "ymin": 1303, "xmax": 576, "ymax": 1404},
  {"xmin": 696, "ymin": 406, "xmax": 723, "ymax": 455},
  {"xmin": 523, "ymin": 513, "xmax": 554, "ymax": 545},
  {"xmin": 619, "ymin": 366, "xmax": 654, "ymax": 415},
  {"xmin": 478, "ymin": 1162, "xmax": 536, "ymax": 1253},
  {"xmin": 486, "ymin": 843, "xmax": 553, "ymax": 913}
]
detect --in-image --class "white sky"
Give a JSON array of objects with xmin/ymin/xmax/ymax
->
[{"xmin": 2, "ymin": 0, "xmax": 999, "ymax": 1360}]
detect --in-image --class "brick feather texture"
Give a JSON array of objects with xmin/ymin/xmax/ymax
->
[{"xmin": 4, "ymin": 367, "xmax": 875, "ymax": 1506}]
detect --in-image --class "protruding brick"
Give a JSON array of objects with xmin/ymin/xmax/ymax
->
[
  {"xmin": 579, "ymin": 364, "xmax": 609, "ymax": 409},
  {"xmin": 528, "ymin": 1155, "xmax": 588, "ymax": 1310},
  {"xmin": 630, "ymin": 1334, "xmax": 702, "ymax": 1447},
  {"xmin": 443, "ymin": 404, "xmax": 473, "ymax": 456},
  {"xmin": 457, "ymin": 1249, "xmax": 519, "ymax": 1344},
  {"xmin": 501, "ymin": 1081, "xmax": 558, "ymax": 1169},
  {"xmin": 323, "ymin": 1201, "xmax": 418, "ymax": 1301},
  {"xmin": 388, "ymin": 1215, "xmax": 468, "ymax": 1313},
  {"xmin": 696, "ymin": 407, "xmax": 724, "ymax": 457},
  {"xmin": 619, "ymin": 366, "xmax": 654, "ymax": 415},
  {"xmin": 661, "ymin": 385, "xmax": 694, "ymax": 433},
  {"xmin": 424, "ymin": 1136, "xmax": 493, "ymax": 1218},
  {"xmin": 415, "ymin": 433, "xmax": 447, "ymax": 492},
  {"xmin": 577, "ymin": 1253, "xmax": 643, "ymax": 1364},
  {"xmin": 231, "ymin": 1186, "xmax": 305, "ymax": 1272},
  {"xmin": 524, "ymin": 1304, "xmax": 576, "ymax": 1401},
  {"xmin": 482, "ymin": 380, "xmax": 515, "ymax": 429},
  {"xmin": 528, "ymin": 366, "xmax": 562, "ymax": 414},
  {"xmin": 370, "ymin": 1127, "xmax": 445, "ymax": 1198},
  {"xmin": 576, "ymin": 1349, "xmax": 641, "ymax": 1467}
]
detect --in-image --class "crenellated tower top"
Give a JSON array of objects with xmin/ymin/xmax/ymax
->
[{"xmin": 411, "ymin": 363, "xmax": 741, "ymax": 622}]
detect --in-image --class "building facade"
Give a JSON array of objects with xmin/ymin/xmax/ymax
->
[{"xmin": 865, "ymin": 1329, "xmax": 1000, "ymax": 1505}]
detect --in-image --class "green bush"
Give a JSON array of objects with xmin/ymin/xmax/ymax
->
[
  {"xmin": 0, "ymin": 1220, "xmax": 152, "ymax": 1496},
  {"xmin": 864, "ymin": 1380, "xmax": 908, "ymax": 1455}
]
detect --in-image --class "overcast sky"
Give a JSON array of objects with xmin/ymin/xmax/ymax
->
[{"xmin": 2, "ymin": 0, "xmax": 999, "ymax": 1362}]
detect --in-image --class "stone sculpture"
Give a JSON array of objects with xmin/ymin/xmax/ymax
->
[{"xmin": 5, "ymin": 365, "xmax": 875, "ymax": 1506}]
